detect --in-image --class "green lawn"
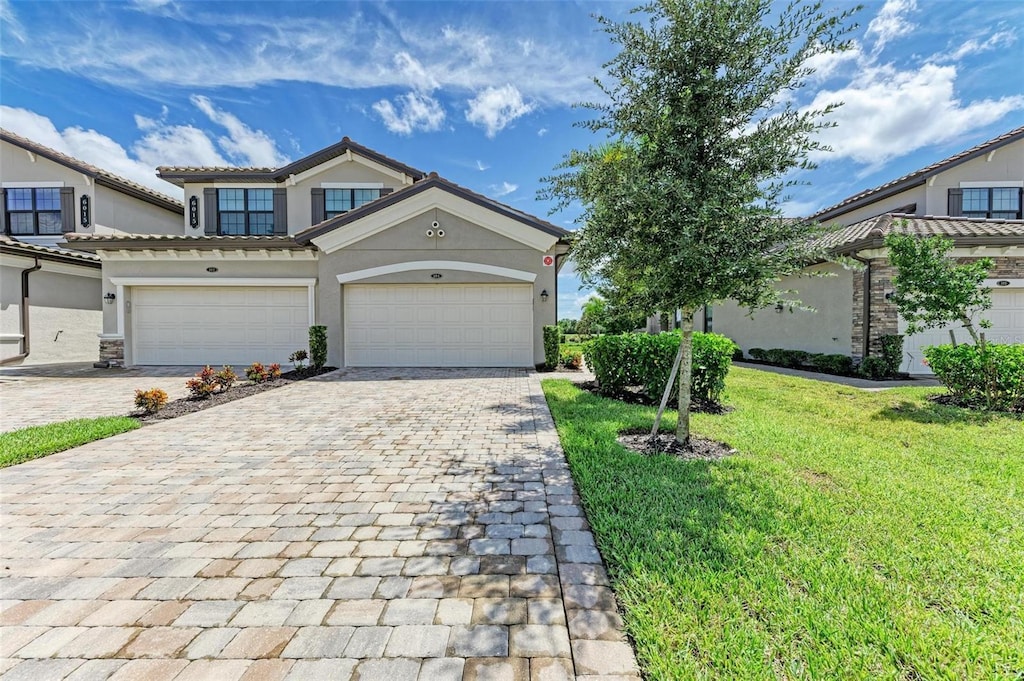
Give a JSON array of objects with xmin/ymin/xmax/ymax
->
[
  {"xmin": 542, "ymin": 367, "xmax": 1024, "ymax": 680},
  {"xmin": 0, "ymin": 417, "xmax": 140, "ymax": 468}
]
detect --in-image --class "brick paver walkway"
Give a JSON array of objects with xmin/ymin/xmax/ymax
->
[{"xmin": 0, "ymin": 368, "xmax": 638, "ymax": 680}]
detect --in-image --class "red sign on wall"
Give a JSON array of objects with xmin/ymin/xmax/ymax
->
[{"xmin": 542, "ymin": 255, "xmax": 555, "ymax": 267}]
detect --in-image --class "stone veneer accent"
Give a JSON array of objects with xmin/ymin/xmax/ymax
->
[
  {"xmin": 99, "ymin": 337, "xmax": 124, "ymax": 367},
  {"xmin": 852, "ymin": 256, "xmax": 1022, "ymax": 358}
]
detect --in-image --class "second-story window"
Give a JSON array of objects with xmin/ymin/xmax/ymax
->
[
  {"xmin": 962, "ymin": 187, "xmax": 1022, "ymax": 220},
  {"xmin": 218, "ymin": 188, "xmax": 274, "ymax": 235},
  {"xmin": 5, "ymin": 188, "xmax": 62, "ymax": 235},
  {"xmin": 325, "ymin": 188, "xmax": 381, "ymax": 219}
]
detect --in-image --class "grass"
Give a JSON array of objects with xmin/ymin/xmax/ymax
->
[
  {"xmin": 0, "ymin": 416, "xmax": 140, "ymax": 468},
  {"xmin": 542, "ymin": 367, "xmax": 1024, "ymax": 680}
]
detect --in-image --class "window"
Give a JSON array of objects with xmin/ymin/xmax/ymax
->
[
  {"xmin": 5, "ymin": 188, "xmax": 62, "ymax": 235},
  {"xmin": 961, "ymin": 187, "xmax": 1022, "ymax": 219},
  {"xmin": 217, "ymin": 188, "xmax": 274, "ymax": 235},
  {"xmin": 324, "ymin": 188, "xmax": 381, "ymax": 219}
]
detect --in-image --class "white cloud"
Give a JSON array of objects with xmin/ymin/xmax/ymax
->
[
  {"xmin": 938, "ymin": 29, "xmax": 1017, "ymax": 62},
  {"xmin": 190, "ymin": 95, "xmax": 289, "ymax": 166},
  {"xmin": 465, "ymin": 84, "xmax": 534, "ymax": 137},
  {"xmin": 475, "ymin": 160, "xmax": 489, "ymax": 171},
  {"xmin": 372, "ymin": 92, "xmax": 446, "ymax": 135},
  {"xmin": 131, "ymin": 115, "xmax": 227, "ymax": 168},
  {"xmin": 808, "ymin": 63, "xmax": 1024, "ymax": 168},
  {"xmin": 490, "ymin": 181, "xmax": 518, "ymax": 197},
  {"xmin": 0, "ymin": 0, "xmax": 25, "ymax": 43},
  {"xmin": 865, "ymin": 0, "xmax": 918, "ymax": 54},
  {"xmin": 537, "ymin": 128, "xmax": 548, "ymax": 137},
  {"xmin": 0, "ymin": 106, "xmax": 182, "ymax": 197}
]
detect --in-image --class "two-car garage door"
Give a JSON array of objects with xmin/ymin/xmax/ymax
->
[
  {"xmin": 345, "ymin": 284, "xmax": 534, "ymax": 367},
  {"xmin": 132, "ymin": 287, "xmax": 309, "ymax": 366}
]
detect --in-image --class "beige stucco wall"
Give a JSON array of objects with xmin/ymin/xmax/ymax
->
[
  {"xmin": 318, "ymin": 209, "xmax": 559, "ymax": 367},
  {"xmin": 820, "ymin": 185, "xmax": 926, "ymax": 226},
  {"xmin": 95, "ymin": 185, "xmax": 182, "ymax": 235},
  {"xmin": 2, "ymin": 139, "xmax": 182, "ymax": 237},
  {"xmin": 923, "ymin": 141, "xmax": 1024, "ymax": 212},
  {"xmin": 712, "ymin": 262, "xmax": 855, "ymax": 356},
  {"xmin": 1, "ymin": 256, "xmax": 101, "ymax": 364}
]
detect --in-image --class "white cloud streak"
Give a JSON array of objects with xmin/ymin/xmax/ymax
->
[
  {"xmin": 938, "ymin": 29, "xmax": 1017, "ymax": 62},
  {"xmin": 865, "ymin": 0, "xmax": 918, "ymax": 54},
  {"xmin": 465, "ymin": 84, "xmax": 533, "ymax": 137},
  {"xmin": 490, "ymin": 181, "xmax": 518, "ymax": 197},
  {"xmin": 372, "ymin": 92, "xmax": 446, "ymax": 135}
]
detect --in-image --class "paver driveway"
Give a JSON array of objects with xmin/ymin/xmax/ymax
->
[
  {"xmin": 0, "ymin": 368, "xmax": 639, "ymax": 680},
  {"xmin": 0, "ymin": 364, "xmax": 196, "ymax": 433}
]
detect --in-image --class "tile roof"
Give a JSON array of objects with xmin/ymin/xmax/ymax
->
[
  {"xmin": 157, "ymin": 137, "xmax": 427, "ymax": 186},
  {"xmin": 63, "ymin": 233, "xmax": 310, "ymax": 251},
  {"xmin": 294, "ymin": 172, "xmax": 571, "ymax": 243},
  {"xmin": 818, "ymin": 213, "xmax": 1024, "ymax": 253},
  {"xmin": 809, "ymin": 126, "xmax": 1024, "ymax": 223},
  {"xmin": 0, "ymin": 234, "xmax": 101, "ymax": 264},
  {"xmin": 0, "ymin": 129, "xmax": 184, "ymax": 214}
]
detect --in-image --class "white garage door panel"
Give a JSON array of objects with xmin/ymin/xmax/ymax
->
[
  {"xmin": 901, "ymin": 288, "xmax": 1024, "ymax": 374},
  {"xmin": 345, "ymin": 284, "xmax": 533, "ymax": 367},
  {"xmin": 133, "ymin": 286, "xmax": 309, "ymax": 366}
]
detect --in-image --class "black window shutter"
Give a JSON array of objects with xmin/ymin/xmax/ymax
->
[
  {"xmin": 60, "ymin": 187, "xmax": 75, "ymax": 233},
  {"xmin": 380, "ymin": 187, "xmax": 394, "ymax": 196},
  {"xmin": 0, "ymin": 189, "xmax": 7, "ymax": 234},
  {"xmin": 204, "ymin": 188, "xmax": 218, "ymax": 235},
  {"xmin": 273, "ymin": 188, "xmax": 288, "ymax": 235},
  {"xmin": 947, "ymin": 188, "xmax": 963, "ymax": 217},
  {"xmin": 311, "ymin": 188, "xmax": 325, "ymax": 225}
]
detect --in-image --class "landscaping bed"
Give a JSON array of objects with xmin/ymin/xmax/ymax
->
[
  {"xmin": 542, "ymin": 367, "xmax": 1024, "ymax": 680},
  {"xmin": 135, "ymin": 367, "xmax": 336, "ymax": 423}
]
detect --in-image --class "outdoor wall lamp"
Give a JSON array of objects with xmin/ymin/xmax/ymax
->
[
  {"xmin": 775, "ymin": 302, "xmax": 784, "ymax": 313},
  {"xmin": 540, "ymin": 290, "xmax": 549, "ymax": 302},
  {"xmin": 103, "ymin": 292, "xmax": 116, "ymax": 305}
]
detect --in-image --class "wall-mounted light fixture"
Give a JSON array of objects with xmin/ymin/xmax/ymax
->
[
  {"xmin": 884, "ymin": 291, "xmax": 894, "ymax": 301},
  {"xmin": 775, "ymin": 302, "xmax": 784, "ymax": 313},
  {"xmin": 189, "ymin": 196, "xmax": 200, "ymax": 229},
  {"xmin": 103, "ymin": 292, "xmax": 116, "ymax": 305},
  {"xmin": 80, "ymin": 195, "xmax": 91, "ymax": 228},
  {"xmin": 540, "ymin": 290, "xmax": 549, "ymax": 302}
]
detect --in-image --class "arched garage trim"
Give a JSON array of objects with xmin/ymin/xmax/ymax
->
[{"xmin": 335, "ymin": 260, "xmax": 537, "ymax": 284}]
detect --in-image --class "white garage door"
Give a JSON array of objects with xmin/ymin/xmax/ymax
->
[
  {"xmin": 345, "ymin": 284, "xmax": 534, "ymax": 367},
  {"xmin": 901, "ymin": 287, "xmax": 1024, "ymax": 374},
  {"xmin": 132, "ymin": 287, "xmax": 309, "ymax": 365}
]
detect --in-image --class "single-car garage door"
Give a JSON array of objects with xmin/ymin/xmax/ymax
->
[
  {"xmin": 901, "ymin": 287, "xmax": 1024, "ymax": 374},
  {"xmin": 345, "ymin": 284, "xmax": 534, "ymax": 367},
  {"xmin": 132, "ymin": 286, "xmax": 310, "ymax": 365}
]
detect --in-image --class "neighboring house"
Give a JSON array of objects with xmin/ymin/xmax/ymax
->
[
  {"xmin": 66, "ymin": 137, "xmax": 571, "ymax": 368},
  {"xmin": 1, "ymin": 129, "xmax": 184, "ymax": 365},
  {"xmin": 712, "ymin": 126, "xmax": 1024, "ymax": 374}
]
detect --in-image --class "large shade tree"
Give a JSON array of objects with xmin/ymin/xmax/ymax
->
[{"xmin": 544, "ymin": 0, "xmax": 858, "ymax": 446}]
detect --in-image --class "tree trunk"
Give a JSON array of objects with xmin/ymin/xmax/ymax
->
[
  {"xmin": 650, "ymin": 336, "xmax": 684, "ymax": 442},
  {"xmin": 676, "ymin": 309, "xmax": 695, "ymax": 448}
]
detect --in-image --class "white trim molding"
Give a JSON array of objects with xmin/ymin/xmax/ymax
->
[
  {"xmin": 320, "ymin": 182, "xmax": 384, "ymax": 189},
  {"xmin": 984, "ymin": 278, "xmax": 1024, "ymax": 289},
  {"xmin": 109, "ymin": 277, "xmax": 317, "ymax": 287},
  {"xmin": 336, "ymin": 261, "xmax": 537, "ymax": 284},
  {"xmin": 2, "ymin": 181, "xmax": 65, "ymax": 188},
  {"xmin": 959, "ymin": 180, "xmax": 1024, "ymax": 188},
  {"xmin": 311, "ymin": 186, "xmax": 560, "ymax": 254},
  {"xmin": 97, "ymin": 249, "xmax": 317, "ymax": 262}
]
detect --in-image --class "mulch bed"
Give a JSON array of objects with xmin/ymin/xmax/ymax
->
[
  {"xmin": 617, "ymin": 427, "xmax": 737, "ymax": 460},
  {"xmin": 574, "ymin": 380, "xmax": 732, "ymax": 414},
  {"xmin": 927, "ymin": 392, "xmax": 1022, "ymax": 415},
  {"xmin": 135, "ymin": 367, "xmax": 337, "ymax": 423}
]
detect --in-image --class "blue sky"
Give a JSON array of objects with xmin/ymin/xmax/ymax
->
[{"xmin": 2, "ymin": 0, "xmax": 1022, "ymax": 318}]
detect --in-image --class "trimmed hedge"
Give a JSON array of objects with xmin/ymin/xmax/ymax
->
[
  {"xmin": 925, "ymin": 343, "xmax": 1024, "ymax": 412},
  {"xmin": 585, "ymin": 331, "xmax": 737, "ymax": 404},
  {"xmin": 543, "ymin": 325, "xmax": 560, "ymax": 370},
  {"xmin": 748, "ymin": 348, "xmax": 855, "ymax": 376},
  {"xmin": 309, "ymin": 325, "xmax": 328, "ymax": 370}
]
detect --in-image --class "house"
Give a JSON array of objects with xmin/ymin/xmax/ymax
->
[
  {"xmin": 64, "ymin": 137, "xmax": 571, "ymax": 368},
  {"xmin": 1, "ymin": 129, "xmax": 184, "ymax": 365},
  {"xmin": 711, "ymin": 126, "xmax": 1024, "ymax": 374}
]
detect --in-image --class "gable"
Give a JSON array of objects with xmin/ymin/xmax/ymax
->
[
  {"xmin": 345, "ymin": 208, "xmax": 532, "ymax": 252},
  {"xmin": 308, "ymin": 185, "xmax": 562, "ymax": 253}
]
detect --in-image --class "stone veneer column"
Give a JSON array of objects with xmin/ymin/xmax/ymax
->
[{"xmin": 98, "ymin": 337, "xmax": 124, "ymax": 367}]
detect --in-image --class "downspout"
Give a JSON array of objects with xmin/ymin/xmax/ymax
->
[
  {"xmin": 0, "ymin": 256, "xmax": 42, "ymax": 366},
  {"xmin": 850, "ymin": 253, "xmax": 871, "ymax": 359}
]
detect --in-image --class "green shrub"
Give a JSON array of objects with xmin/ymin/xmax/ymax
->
[
  {"xmin": 559, "ymin": 347, "xmax": 583, "ymax": 370},
  {"xmin": 858, "ymin": 356, "xmax": 888, "ymax": 380},
  {"xmin": 812, "ymin": 353, "xmax": 854, "ymax": 375},
  {"xmin": 216, "ymin": 365, "xmax": 237, "ymax": 391},
  {"xmin": 585, "ymin": 331, "xmax": 737, "ymax": 404},
  {"xmin": 289, "ymin": 349, "xmax": 308, "ymax": 369},
  {"xmin": 309, "ymin": 325, "xmax": 327, "ymax": 370},
  {"xmin": 134, "ymin": 388, "xmax": 168, "ymax": 414},
  {"xmin": 246, "ymin": 362, "xmax": 282, "ymax": 383},
  {"xmin": 732, "ymin": 347, "xmax": 745, "ymax": 361},
  {"xmin": 543, "ymin": 325, "xmax": 560, "ymax": 370},
  {"xmin": 748, "ymin": 348, "xmax": 767, "ymax": 361},
  {"xmin": 925, "ymin": 343, "xmax": 1024, "ymax": 412},
  {"xmin": 185, "ymin": 365, "xmax": 221, "ymax": 399},
  {"xmin": 879, "ymin": 334, "xmax": 905, "ymax": 377}
]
